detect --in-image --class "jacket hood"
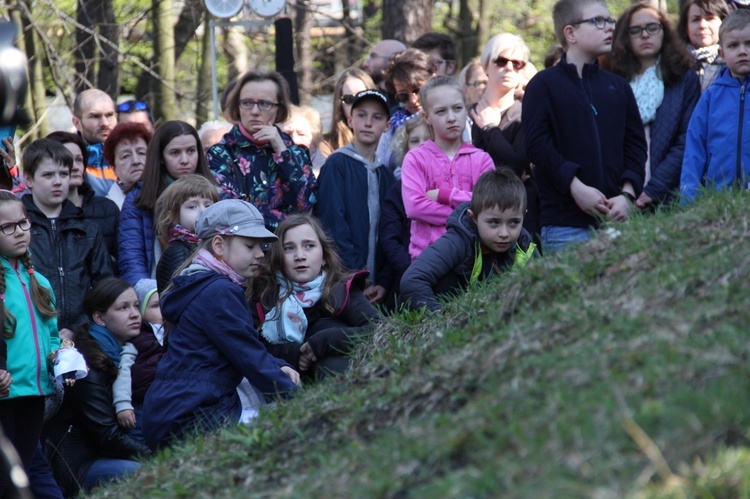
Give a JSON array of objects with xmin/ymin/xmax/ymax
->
[
  {"xmin": 161, "ymin": 269, "xmax": 226, "ymax": 324},
  {"xmin": 713, "ymin": 66, "xmax": 750, "ymax": 88}
]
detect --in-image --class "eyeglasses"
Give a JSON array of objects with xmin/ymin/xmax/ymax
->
[
  {"xmin": 494, "ymin": 56, "xmax": 527, "ymax": 71},
  {"xmin": 570, "ymin": 16, "xmax": 617, "ymax": 29},
  {"xmin": 395, "ymin": 88, "xmax": 421, "ymax": 103},
  {"xmin": 239, "ymin": 99, "xmax": 278, "ymax": 111},
  {"xmin": 0, "ymin": 218, "xmax": 30, "ymax": 236},
  {"xmin": 431, "ymin": 57, "xmax": 454, "ymax": 67},
  {"xmin": 117, "ymin": 100, "xmax": 149, "ymax": 113},
  {"xmin": 627, "ymin": 22, "xmax": 663, "ymax": 37},
  {"xmin": 341, "ymin": 94, "xmax": 357, "ymax": 105},
  {"xmin": 468, "ymin": 80, "xmax": 488, "ymax": 88}
]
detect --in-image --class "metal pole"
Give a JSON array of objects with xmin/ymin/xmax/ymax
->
[{"xmin": 210, "ymin": 20, "xmax": 219, "ymax": 121}]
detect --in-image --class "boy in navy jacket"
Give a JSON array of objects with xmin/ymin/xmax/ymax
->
[
  {"xmin": 400, "ymin": 168, "xmax": 537, "ymax": 312},
  {"xmin": 522, "ymin": 0, "xmax": 647, "ymax": 253}
]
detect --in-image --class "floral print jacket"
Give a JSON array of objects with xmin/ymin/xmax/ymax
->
[{"xmin": 207, "ymin": 125, "xmax": 318, "ymax": 229}]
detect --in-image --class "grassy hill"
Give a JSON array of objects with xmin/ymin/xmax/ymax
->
[{"xmin": 96, "ymin": 190, "xmax": 750, "ymax": 498}]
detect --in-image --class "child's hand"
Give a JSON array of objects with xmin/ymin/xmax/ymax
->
[
  {"xmin": 281, "ymin": 366, "xmax": 301, "ymax": 386},
  {"xmin": 635, "ymin": 192, "xmax": 653, "ymax": 210},
  {"xmin": 0, "ymin": 138, "xmax": 16, "ymax": 168},
  {"xmin": 62, "ymin": 372, "xmax": 77, "ymax": 387},
  {"xmin": 0, "ymin": 369, "xmax": 12, "ymax": 397},
  {"xmin": 117, "ymin": 409, "xmax": 137, "ymax": 429},
  {"xmin": 570, "ymin": 177, "xmax": 609, "ymax": 216},
  {"xmin": 363, "ymin": 285, "xmax": 386, "ymax": 303},
  {"xmin": 425, "ymin": 189, "xmax": 439, "ymax": 201},
  {"xmin": 607, "ymin": 194, "xmax": 632, "ymax": 222},
  {"xmin": 298, "ymin": 342, "xmax": 318, "ymax": 372},
  {"xmin": 59, "ymin": 328, "xmax": 75, "ymax": 342}
]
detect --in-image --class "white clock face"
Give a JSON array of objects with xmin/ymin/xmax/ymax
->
[
  {"xmin": 205, "ymin": 0, "xmax": 244, "ymax": 18},
  {"xmin": 249, "ymin": 0, "xmax": 286, "ymax": 17}
]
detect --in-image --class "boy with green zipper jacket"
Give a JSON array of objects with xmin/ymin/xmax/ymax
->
[{"xmin": 400, "ymin": 168, "xmax": 537, "ymax": 312}]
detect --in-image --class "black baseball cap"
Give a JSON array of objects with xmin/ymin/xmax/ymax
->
[{"xmin": 350, "ymin": 90, "xmax": 391, "ymax": 119}]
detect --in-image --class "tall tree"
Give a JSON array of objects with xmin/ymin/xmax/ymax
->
[
  {"xmin": 381, "ymin": 0, "xmax": 433, "ymax": 44},
  {"xmin": 455, "ymin": 0, "xmax": 490, "ymax": 69},
  {"xmin": 152, "ymin": 0, "xmax": 176, "ymax": 121},
  {"xmin": 195, "ymin": 10, "xmax": 212, "ymax": 126},
  {"xmin": 74, "ymin": 0, "xmax": 120, "ymax": 97},
  {"xmin": 295, "ymin": 0, "xmax": 313, "ymax": 105},
  {"xmin": 19, "ymin": 0, "xmax": 48, "ymax": 137}
]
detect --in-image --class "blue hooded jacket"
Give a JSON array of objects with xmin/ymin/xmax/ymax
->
[{"xmin": 142, "ymin": 267, "xmax": 298, "ymax": 449}]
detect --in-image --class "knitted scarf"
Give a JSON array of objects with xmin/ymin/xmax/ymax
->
[
  {"xmin": 192, "ymin": 248, "xmax": 246, "ymax": 285},
  {"xmin": 260, "ymin": 272, "xmax": 326, "ymax": 344},
  {"xmin": 168, "ymin": 224, "xmax": 199, "ymax": 244},
  {"xmin": 88, "ymin": 323, "xmax": 123, "ymax": 367},
  {"xmin": 630, "ymin": 61, "xmax": 664, "ymax": 125},
  {"xmin": 691, "ymin": 44, "xmax": 721, "ymax": 64}
]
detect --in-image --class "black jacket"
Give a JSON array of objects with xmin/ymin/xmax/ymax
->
[
  {"xmin": 256, "ymin": 272, "xmax": 381, "ymax": 370},
  {"xmin": 156, "ymin": 240, "xmax": 196, "ymax": 294},
  {"xmin": 378, "ymin": 180, "xmax": 411, "ymax": 299},
  {"xmin": 400, "ymin": 202, "xmax": 536, "ymax": 312},
  {"xmin": 23, "ymin": 195, "xmax": 114, "ymax": 330},
  {"xmin": 43, "ymin": 368, "xmax": 150, "ymax": 497},
  {"xmin": 80, "ymin": 182, "xmax": 120, "ymax": 268}
]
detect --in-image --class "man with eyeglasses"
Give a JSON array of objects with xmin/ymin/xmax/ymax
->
[
  {"xmin": 72, "ymin": 89, "xmax": 118, "ymax": 196},
  {"xmin": 522, "ymin": 0, "xmax": 647, "ymax": 253},
  {"xmin": 116, "ymin": 99, "xmax": 155, "ymax": 134},
  {"xmin": 412, "ymin": 32, "xmax": 457, "ymax": 76}
]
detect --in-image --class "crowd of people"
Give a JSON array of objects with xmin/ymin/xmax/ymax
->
[{"xmin": 1, "ymin": 0, "xmax": 749, "ymax": 495}]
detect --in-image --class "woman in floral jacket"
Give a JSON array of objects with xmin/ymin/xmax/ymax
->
[{"xmin": 207, "ymin": 71, "xmax": 317, "ymax": 230}]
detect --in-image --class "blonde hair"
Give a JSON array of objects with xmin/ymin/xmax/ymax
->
[
  {"xmin": 391, "ymin": 114, "xmax": 428, "ymax": 164},
  {"xmin": 419, "ymin": 75, "xmax": 465, "ymax": 113},
  {"xmin": 480, "ymin": 34, "xmax": 531, "ymax": 70}
]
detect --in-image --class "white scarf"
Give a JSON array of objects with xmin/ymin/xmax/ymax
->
[
  {"xmin": 260, "ymin": 272, "xmax": 326, "ymax": 344},
  {"xmin": 630, "ymin": 62, "xmax": 664, "ymax": 125}
]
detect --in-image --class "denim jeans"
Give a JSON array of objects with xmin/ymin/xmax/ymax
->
[
  {"xmin": 82, "ymin": 458, "xmax": 140, "ymax": 492},
  {"xmin": 541, "ymin": 225, "xmax": 592, "ymax": 254}
]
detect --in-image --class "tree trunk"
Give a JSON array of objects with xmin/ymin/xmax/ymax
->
[
  {"xmin": 381, "ymin": 0, "xmax": 433, "ymax": 45},
  {"xmin": 455, "ymin": 0, "xmax": 489, "ymax": 69},
  {"xmin": 97, "ymin": 0, "xmax": 120, "ymax": 99},
  {"xmin": 20, "ymin": 1, "xmax": 48, "ymax": 137},
  {"xmin": 295, "ymin": 0, "xmax": 313, "ymax": 106},
  {"xmin": 195, "ymin": 11, "xmax": 213, "ymax": 126},
  {"xmin": 75, "ymin": 0, "xmax": 97, "ymax": 93},
  {"xmin": 153, "ymin": 0, "xmax": 177, "ymax": 122}
]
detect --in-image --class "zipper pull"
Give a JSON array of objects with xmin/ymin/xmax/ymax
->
[
  {"xmin": 591, "ymin": 104, "xmax": 598, "ymax": 116},
  {"xmin": 741, "ymin": 83, "xmax": 746, "ymax": 102},
  {"xmin": 58, "ymin": 267, "xmax": 65, "ymax": 278}
]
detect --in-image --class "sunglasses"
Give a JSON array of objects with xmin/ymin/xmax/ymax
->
[
  {"xmin": 494, "ymin": 56, "xmax": 527, "ymax": 72},
  {"xmin": 395, "ymin": 87, "xmax": 421, "ymax": 103},
  {"xmin": 341, "ymin": 94, "xmax": 357, "ymax": 105},
  {"xmin": 117, "ymin": 100, "xmax": 149, "ymax": 113}
]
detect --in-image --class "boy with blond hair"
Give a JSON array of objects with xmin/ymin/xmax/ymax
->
[
  {"xmin": 680, "ymin": 8, "xmax": 750, "ymax": 203},
  {"xmin": 522, "ymin": 0, "xmax": 647, "ymax": 253}
]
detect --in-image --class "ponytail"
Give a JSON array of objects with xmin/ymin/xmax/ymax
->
[
  {"xmin": 0, "ymin": 265, "xmax": 17, "ymax": 338},
  {"xmin": 20, "ymin": 252, "xmax": 56, "ymax": 320}
]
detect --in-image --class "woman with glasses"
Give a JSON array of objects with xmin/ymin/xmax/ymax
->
[
  {"xmin": 319, "ymin": 68, "xmax": 376, "ymax": 158},
  {"xmin": 603, "ymin": 2, "xmax": 700, "ymax": 208},
  {"xmin": 207, "ymin": 71, "xmax": 317, "ymax": 230},
  {"xmin": 458, "ymin": 58, "xmax": 488, "ymax": 107},
  {"xmin": 470, "ymin": 33, "xmax": 541, "ymax": 243}
]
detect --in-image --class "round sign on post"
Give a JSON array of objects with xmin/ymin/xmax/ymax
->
[
  {"xmin": 248, "ymin": 0, "xmax": 286, "ymax": 17},
  {"xmin": 204, "ymin": 0, "xmax": 244, "ymax": 18}
]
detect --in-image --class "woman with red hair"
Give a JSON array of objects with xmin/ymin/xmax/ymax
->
[{"xmin": 103, "ymin": 123, "xmax": 153, "ymax": 209}]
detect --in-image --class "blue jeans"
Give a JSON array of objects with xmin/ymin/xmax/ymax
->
[
  {"xmin": 541, "ymin": 225, "xmax": 592, "ymax": 254},
  {"xmin": 82, "ymin": 458, "xmax": 140, "ymax": 492}
]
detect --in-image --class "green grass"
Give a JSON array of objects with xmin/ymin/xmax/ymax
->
[{"xmin": 96, "ymin": 190, "xmax": 750, "ymax": 498}]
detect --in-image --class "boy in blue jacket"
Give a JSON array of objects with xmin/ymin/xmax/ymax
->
[
  {"xmin": 680, "ymin": 8, "xmax": 750, "ymax": 203},
  {"xmin": 400, "ymin": 168, "xmax": 537, "ymax": 312},
  {"xmin": 522, "ymin": 0, "xmax": 647, "ymax": 253}
]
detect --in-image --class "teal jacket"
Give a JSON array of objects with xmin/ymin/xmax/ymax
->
[{"xmin": 2, "ymin": 256, "xmax": 59, "ymax": 399}]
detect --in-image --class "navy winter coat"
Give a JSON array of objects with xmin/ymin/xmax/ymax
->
[
  {"xmin": 118, "ymin": 186, "xmax": 156, "ymax": 285},
  {"xmin": 142, "ymin": 268, "xmax": 298, "ymax": 450},
  {"xmin": 522, "ymin": 54, "xmax": 647, "ymax": 229}
]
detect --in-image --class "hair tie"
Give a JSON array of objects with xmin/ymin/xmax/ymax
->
[
  {"xmin": 27, "ymin": 268, "xmax": 34, "ymax": 275},
  {"xmin": 0, "ymin": 294, "xmax": 5, "ymax": 301}
]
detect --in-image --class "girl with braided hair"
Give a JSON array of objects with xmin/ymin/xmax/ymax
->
[{"xmin": 0, "ymin": 189, "xmax": 60, "ymax": 495}]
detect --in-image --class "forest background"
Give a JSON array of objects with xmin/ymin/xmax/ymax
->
[{"xmin": 3, "ymin": 0, "xmax": 676, "ymax": 142}]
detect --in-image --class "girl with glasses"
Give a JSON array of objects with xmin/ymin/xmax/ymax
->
[
  {"xmin": 603, "ymin": 1, "xmax": 700, "ymax": 208},
  {"xmin": 207, "ymin": 71, "xmax": 317, "ymax": 230},
  {"xmin": 470, "ymin": 33, "xmax": 541, "ymax": 244}
]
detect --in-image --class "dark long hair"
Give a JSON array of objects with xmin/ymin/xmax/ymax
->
[
  {"xmin": 602, "ymin": 2, "xmax": 693, "ymax": 86},
  {"xmin": 135, "ymin": 120, "xmax": 211, "ymax": 211},
  {"xmin": 46, "ymin": 131, "xmax": 89, "ymax": 169},
  {"xmin": 76, "ymin": 277, "xmax": 135, "ymax": 379}
]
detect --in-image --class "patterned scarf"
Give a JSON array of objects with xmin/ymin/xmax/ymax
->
[
  {"xmin": 88, "ymin": 323, "xmax": 123, "ymax": 367},
  {"xmin": 168, "ymin": 224, "xmax": 199, "ymax": 244},
  {"xmin": 260, "ymin": 272, "xmax": 326, "ymax": 344},
  {"xmin": 630, "ymin": 61, "xmax": 664, "ymax": 125},
  {"xmin": 192, "ymin": 248, "xmax": 246, "ymax": 286},
  {"xmin": 691, "ymin": 44, "xmax": 721, "ymax": 64}
]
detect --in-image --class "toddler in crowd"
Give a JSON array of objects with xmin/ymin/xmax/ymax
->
[
  {"xmin": 254, "ymin": 214, "xmax": 380, "ymax": 378},
  {"xmin": 155, "ymin": 174, "xmax": 220, "ymax": 294},
  {"xmin": 401, "ymin": 168, "xmax": 537, "ymax": 312},
  {"xmin": 401, "ymin": 75, "xmax": 495, "ymax": 261}
]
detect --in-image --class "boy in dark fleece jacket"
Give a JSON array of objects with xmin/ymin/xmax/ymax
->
[{"xmin": 400, "ymin": 168, "xmax": 537, "ymax": 312}]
